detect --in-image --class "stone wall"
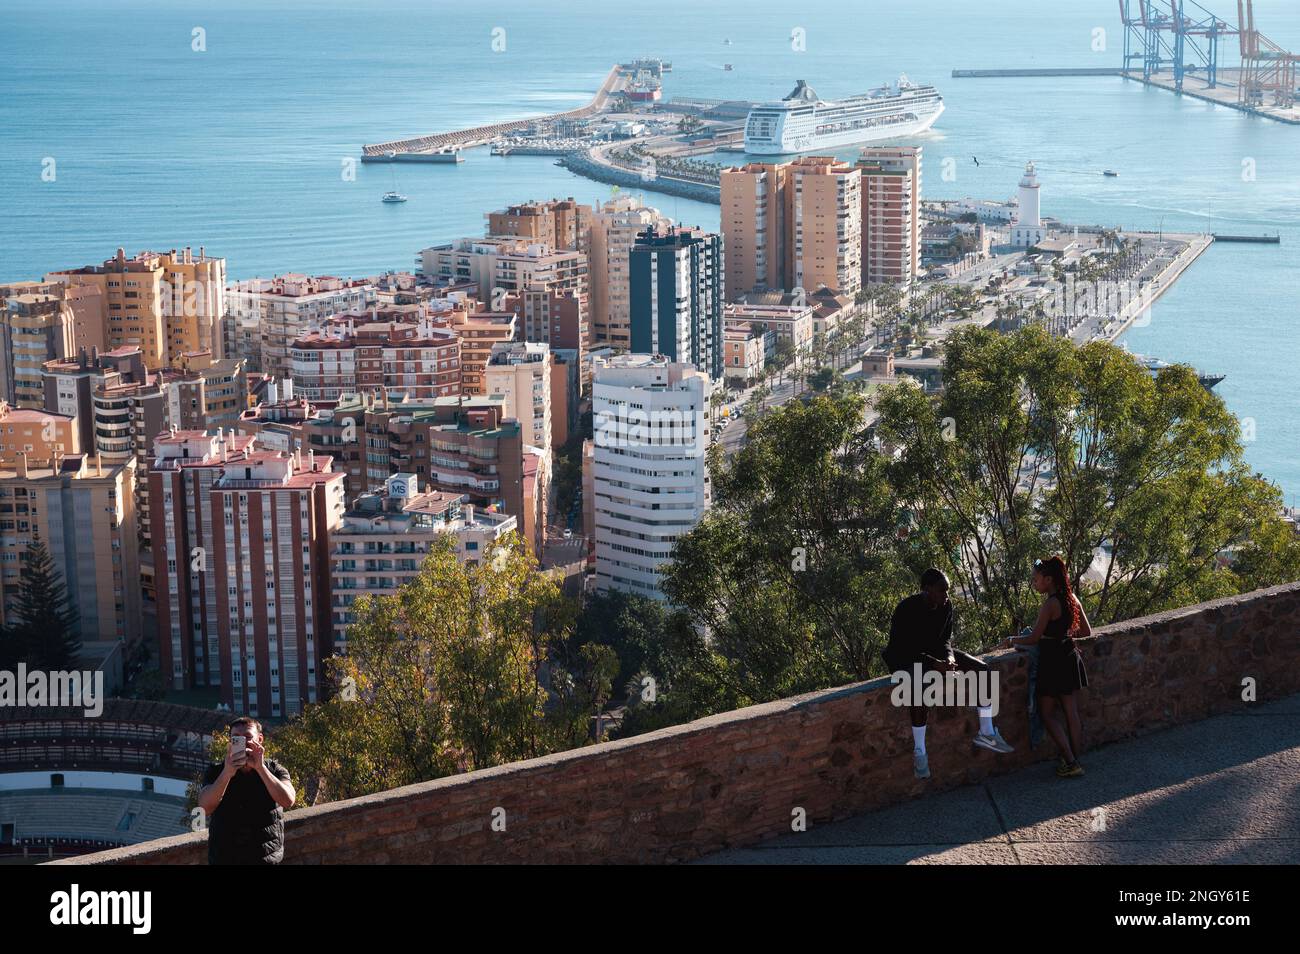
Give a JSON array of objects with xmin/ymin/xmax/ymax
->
[{"xmin": 61, "ymin": 582, "xmax": 1300, "ymax": 865}]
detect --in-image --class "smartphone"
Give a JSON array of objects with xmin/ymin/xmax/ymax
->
[{"xmin": 230, "ymin": 735, "xmax": 247, "ymax": 766}]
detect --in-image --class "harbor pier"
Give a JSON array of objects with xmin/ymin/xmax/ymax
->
[{"xmin": 361, "ymin": 66, "xmax": 626, "ymax": 160}]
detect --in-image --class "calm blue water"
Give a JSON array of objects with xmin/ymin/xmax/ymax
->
[{"xmin": 2, "ymin": 0, "xmax": 1298, "ymax": 497}]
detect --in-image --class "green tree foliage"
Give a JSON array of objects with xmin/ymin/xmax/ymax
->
[
  {"xmin": 874, "ymin": 325, "xmax": 1300, "ymax": 645},
  {"xmin": 274, "ymin": 534, "xmax": 614, "ymax": 802},
  {"xmin": 662, "ymin": 393, "xmax": 917, "ymax": 705},
  {"xmin": 11, "ymin": 542, "xmax": 80, "ymax": 670}
]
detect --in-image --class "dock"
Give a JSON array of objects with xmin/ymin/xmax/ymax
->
[
  {"xmin": 1128, "ymin": 69, "xmax": 1300, "ymax": 126},
  {"xmin": 362, "ymin": 66, "xmax": 626, "ymax": 160},
  {"xmin": 1212, "ymin": 233, "xmax": 1282, "ymax": 244},
  {"xmin": 952, "ymin": 68, "xmax": 1124, "ymax": 78},
  {"xmin": 953, "ymin": 66, "xmax": 1300, "ymax": 125}
]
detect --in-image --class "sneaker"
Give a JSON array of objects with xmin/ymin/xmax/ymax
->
[
  {"xmin": 1055, "ymin": 760, "xmax": 1085, "ymax": 778},
  {"xmin": 914, "ymin": 750, "xmax": 931, "ymax": 780},
  {"xmin": 974, "ymin": 728, "xmax": 1015, "ymax": 754}
]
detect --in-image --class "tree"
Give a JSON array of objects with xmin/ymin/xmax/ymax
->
[
  {"xmin": 808, "ymin": 366, "xmax": 840, "ymax": 393},
  {"xmin": 662, "ymin": 392, "xmax": 916, "ymax": 705},
  {"xmin": 570, "ymin": 589, "xmax": 673, "ymax": 690},
  {"xmin": 11, "ymin": 541, "xmax": 79, "ymax": 669},
  {"xmin": 274, "ymin": 534, "xmax": 603, "ymax": 802},
  {"xmin": 874, "ymin": 324, "xmax": 1300, "ymax": 645}
]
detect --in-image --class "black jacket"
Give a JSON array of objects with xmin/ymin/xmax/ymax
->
[
  {"xmin": 201, "ymin": 758, "xmax": 292, "ymax": 865},
  {"xmin": 883, "ymin": 593, "xmax": 955, "ymax": 672}
]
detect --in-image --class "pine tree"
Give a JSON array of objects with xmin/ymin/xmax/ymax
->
[{"xmin": 12, "ymin": 541, "xmax": 80, "ymax": 670}]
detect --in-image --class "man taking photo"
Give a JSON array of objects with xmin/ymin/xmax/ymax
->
[{"xmin": 197, "ymin": 717, "xmax": 296, "ymax": 865}]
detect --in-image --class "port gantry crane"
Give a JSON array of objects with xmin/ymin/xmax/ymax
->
[
  {"xmin": 1168, "ymin": 0, "xmax": 1237, "ymax": 90},
  {"xmin": 1119, "ymin": 0, "xmax": 1237, "ymax": 91},
  {"xmin": 1119, "ymin": 0, "xmax": 1177, "ymax": 81},
  {"xmin": 1237, "ymin": 0, "xmax": 1297, "ymax": 109}
]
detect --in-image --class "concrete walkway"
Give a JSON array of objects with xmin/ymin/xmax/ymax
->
[{"xmin": 699, "ymin": 694, "xmax": 1300, "ymax": 864}]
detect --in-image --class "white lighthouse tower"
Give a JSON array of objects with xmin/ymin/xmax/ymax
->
[{"xmin": 1012, "ymin": 161, "xmax": 1047, "ymax": 248}]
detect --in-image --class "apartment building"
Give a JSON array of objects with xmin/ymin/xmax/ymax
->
[
  {"xmin": 588, "ymin": 196, "xmax": 671, "ymax": 348},
  {"xmin": 417, "ymin": 237, "xmax": 587, "ymax": 307},
  {"xmin": 235, "ymin": 381, "xmax": 313, "ymax": 456},
  {"xmin": 48, "ymin": 247, "xmax": 226, "ymax": 369},
  {"xmin": 858, "ymin": 146, "xmax": 922, "ymax": 286},
  {"xmin": 720, "ymin": 162, "xmax": 789, "ymax": 300},
  {"xmin": 724, "ymin": 300, "xmax": 817, "ymax": 355},
  {"xmin": 484, "ymin": 341, "xmax": 552, "ymax": 452},
  {"xmin": 0, "ymin": 283, "xmax": 76, "ymax": 408},
  {"xmin": 503, "ymin": 287, "xmax": 589, "ymax": 392},
  {"xmin": 0, "ymin": 404, "xmax": 79, "ymax": 461},
  {"xmin": 289, "ymin": 316, "xmax": 461, "ymax": 402},
  {"xmin": 788, "ymin": 156, "xmax": 862, "ymax": 297},
  {"xmin": 723, "ymin": 324, "xmax": 766, "ymax": 386},
  {"xmin": 385, "ymin": 397, "xmax": 547, "ymax": 556},
  {"xmin": 629, "ymin": 226, "xmax": 724, "ymax": 381},
  {"xmin": 329, "ymin": 475, "xmax": 517, "ymax": 650},
  {"xmin": 721, "ymin": 156, "xmax": 863, "ymax": 299},
  {"xmin": 590, "ymin": 354, "xmax": 711, "ymax": 601},
  {"xmin": 150, "ymin": 431, "xmax": 345, "ymax": 717},
  {"xmin": 486, "ymin": 198, "xmax": 591, "ymax": 252},
  {"xmin": 0, "ymin": 452, "xmax": 141, "ymax": 650},
  {"xmin": 224, "ymin": 273, "xmax": 375, "ymax": 377},
  {"xmin": 160, "ymin": 350, "xmax": 248, "ymax": 432},
  {"xmin": 446, "ymin": 308, "xmax": 517, "ymax": 395}
]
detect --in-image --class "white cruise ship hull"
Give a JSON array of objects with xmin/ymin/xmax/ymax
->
[{"xmin": 745, "ymin": 101, "xmax": 945, "ymax": 156}]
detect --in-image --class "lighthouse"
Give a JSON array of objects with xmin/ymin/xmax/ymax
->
[{"xmin": 1012, "ymin": 161, "xmax": 1047, "ymax": 248}]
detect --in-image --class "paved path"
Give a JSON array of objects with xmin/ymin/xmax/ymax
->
[{"xmin": 699, "ymin": 694, "xmax": 1300, "ymax": 864}]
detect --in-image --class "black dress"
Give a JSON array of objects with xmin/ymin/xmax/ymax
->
[{"xmin": 1035, "ymin": 593, "xmax": 1088, "ymax": 698}]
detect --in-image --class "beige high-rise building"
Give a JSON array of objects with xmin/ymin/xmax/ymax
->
[
  {"xmin": 0, "ymin": 282, "xmax": 77, "ymax": 408},
  {"xmin": 858, "ymin": 146, "xmax": 922, "ymax": 286},
  {"xmin": 721, "ymin": 157, "xmax": 862, "ymax": 300},
  {"xmin": 788, "ymin": 156, "xmax": 861, "ymax": 297},
  {"xmin": 0, "ymin": 452, "xmax": 141, "ymax": 651},
  {"xmin": 721, "ymin": 163, "xmax": 789, "ymax": 300},
  {"xmin": 486, "ymin": 198, "xmax": 592, "ymax": 252},
  {"xmin": 446, "ymin": 307, "xmax": 517, "ymax": 395},
  {"xmin": 418, "ymin": 237, "xmax": 586, "ymax": 306},
  {"xmin": 47, "ymin": 247, "xmax": 226, "ymax": 369},
  {"xmin": 485, "ymin": 341, "xmax": 552, "ymax": 451},
  {"xmin": 588, "ymin": 196, "xmax": 671, "ymax": 348}
]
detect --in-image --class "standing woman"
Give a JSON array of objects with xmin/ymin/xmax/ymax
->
[{"xmin": 1010, "ymin": 556, "xmax": 1090, "ymax": 777}]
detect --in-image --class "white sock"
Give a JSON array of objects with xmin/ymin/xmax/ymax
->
[
  {"xmin": 978, "ymin": 707, "xmax": 994, "ymax": 735},
  {"xmin": 912, "ymin": 725, "xmax": 927, "ymax": 754}
]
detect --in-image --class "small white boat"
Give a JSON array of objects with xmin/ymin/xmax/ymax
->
[{"xmin": 382, "ymin": 191, "xmax": 407, "ymax": 203}]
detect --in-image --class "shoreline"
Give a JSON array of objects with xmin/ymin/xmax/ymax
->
[{"xmin": 1107, "ymin": 233, "xmax": 1215, "ymax": 342}]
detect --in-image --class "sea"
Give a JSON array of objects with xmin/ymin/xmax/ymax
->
[{"xmin": 2, "ymin": 0, "xmax": 1297, "ymax": 498}]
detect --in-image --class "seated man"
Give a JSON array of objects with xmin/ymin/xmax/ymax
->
[{"xmin": 883, "ymin": 568, "xmax": 1013, "ymax": 779}]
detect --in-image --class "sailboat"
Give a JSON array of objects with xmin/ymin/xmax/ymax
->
[{"xmin": 382, "ymin": 166, "xmax": 407, "ymax": 203}]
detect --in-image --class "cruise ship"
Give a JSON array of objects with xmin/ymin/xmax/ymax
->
[{"xmin": 743, "ymin": 77, "xmax": 944, "ymax": 155}]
